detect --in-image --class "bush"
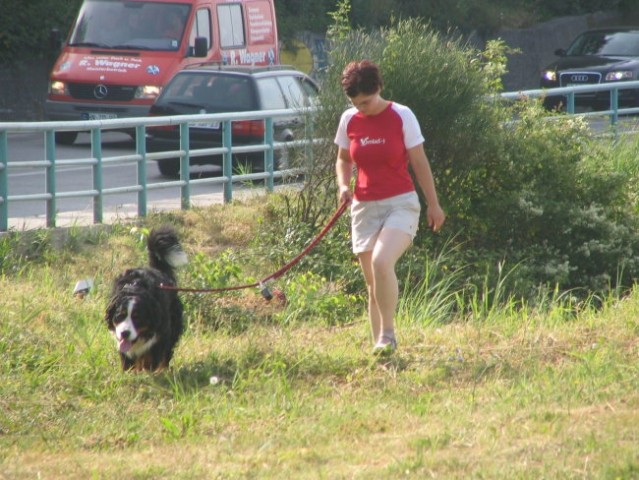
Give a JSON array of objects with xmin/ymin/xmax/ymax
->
[
  {"xmin": 289, "ymin": 13, "xmax": 639, "ymax": 304},
  {"xmin": 439, "ymin": 100, "xmax": 639, "ymax": 297},
  {"xmin": 0, "ymin": 0, "xmax": 81, "ymax": 64}
]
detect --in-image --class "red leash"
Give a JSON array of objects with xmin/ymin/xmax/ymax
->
[{"xmin": 160, "ymin": 200, "xmax": 349, "ymax": 298}]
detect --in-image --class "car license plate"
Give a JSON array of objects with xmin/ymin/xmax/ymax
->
[
  {"xmin": 192, "ymin": 122, "xmax": 221, "ymax": 130},
  {"xmin": 83, "ymin": 112, "xmax": 118, "ymax": 120}
]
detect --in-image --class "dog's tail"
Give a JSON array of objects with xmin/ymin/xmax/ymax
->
[{"xmin": 147, "ymin": 225, "xmax": 188, "ymax": 279}]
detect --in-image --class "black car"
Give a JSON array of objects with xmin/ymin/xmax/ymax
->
[
  {"xmin": 147, "ymin": 65, "xmax": 319, "ymax": 177},
  {"xmin": 540, "ymin": 27, "xmax": 639, "ymax": 111}
]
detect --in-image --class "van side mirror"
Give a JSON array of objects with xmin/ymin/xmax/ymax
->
[
  {"xmin": 554, "ymin": 48, "xmax": 567, "ymax": 57},
  {"xmin": 50, "ymin": 28, "xmax": 62, "ymax": 51},
  {"xmin": 193, "ymin": 37, "xmax": 208, "ymax": 57}
]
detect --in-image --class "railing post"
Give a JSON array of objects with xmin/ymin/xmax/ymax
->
[
  {"xmin": 136, "ymin": 125, "xmax": 147, "ymax": 217},
  {"xmin": 44, "ymin": 130, "xmax": 57, "ymax": 228},
  {"xmin": 265, "ymin": 117, "xmax": 274, "ymax": 192},
  {"xmin": 610, "ymin": 88, "xmax": 619, "ymax": 125},
  {"xmin": 305, "ymin": 111, "xmax": 314, "ymax": 166},
  {"xmin": 0, "ymin": 131, "xmax": 8, "ymax": 232},
  {"xmin": 566, "ymin": 91, "xmax": 575, "ymax": 114},
  {"xmin": 179, "ymin": 122, "xmax": 190, "ymax": 210},
  {"xmin": 222, "ymin": 119, "xmax": 233, "ymax": 203},
  {"xmin": 91, "ymin": 128, "xmax": 103, "ymax": 224}
]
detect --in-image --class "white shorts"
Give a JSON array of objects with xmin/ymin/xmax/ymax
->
[{"xmin": 350, "ymin": 191, "xmax": 421, "ymax": 253}]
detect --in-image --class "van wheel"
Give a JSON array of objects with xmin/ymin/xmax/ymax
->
[
  {"xmin": 157, "ymin": 158, "xmax": 180, "ymax": 177},
  {"xmin": 55, "ymin": 131, "xmax": 78, "ymax": 145}
]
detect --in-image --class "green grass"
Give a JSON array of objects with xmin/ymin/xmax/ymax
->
[{"xmin": 2, "ymin": 199, "xmax": 639, "ymax": 479}]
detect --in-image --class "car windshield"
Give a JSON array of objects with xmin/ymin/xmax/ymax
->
[
  {"xmin": 566, "ymin": 31, "xmax": 639, "ymax": 57},
  {"xmin": 68, "ymin": 0, "xmax": 189, "ymax": 51},
  {"xmin": 161, "ymin": 73, "xmax": 257, "ymax": 111}
]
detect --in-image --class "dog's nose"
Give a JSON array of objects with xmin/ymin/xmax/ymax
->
[{"xmin": 120, "ymin": 330, "xmax": 131, "ymax": 340}]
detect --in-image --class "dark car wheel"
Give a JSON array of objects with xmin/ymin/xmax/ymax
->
[
  {"xmin": 542, "ymin": 95, "xmax": 565, "ymax": 112},
  {"xmin": 157, "ymin": 158, "xmax": 181, "ymax": 177},
  {"xmin": 243, "ymin": 152, "xmax": 285, "ymax": 172},
  {"xmin": 55, "ymin": 131, "xmax": 78, "ymax": 145}
]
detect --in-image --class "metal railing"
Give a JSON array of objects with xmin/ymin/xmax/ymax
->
[
  {"xmin": 0, "ymin": 108, "xmax": 317, "ymax": 232},
  {"xmin": 499, "ymin": 79, "xmax": 639, "ymax": 124},
  {"xmin": 4, "ymin": 81, "xmax": 638, "ymax": 233}
]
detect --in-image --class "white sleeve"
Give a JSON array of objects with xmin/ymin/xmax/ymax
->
[
  {"xmin": 394, "ymin": 103, "xmax": 425, "ymax": 149},
  {"xmin": 334, "ymin": 108, "xmax": 356, "ymax": 149}
]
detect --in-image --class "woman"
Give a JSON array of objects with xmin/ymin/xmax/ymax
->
[{"xmin": 334, "ymin": 60, "xmax": 446, "ymax": 355}]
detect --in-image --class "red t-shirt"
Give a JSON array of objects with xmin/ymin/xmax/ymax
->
[{"xmin": 334, "ymin": 102, "xmax": 425, "ymax": 201}]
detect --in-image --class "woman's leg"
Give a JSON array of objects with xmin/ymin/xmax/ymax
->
[
  {"xmin": 371, "ymin": 227, "xmax": 412, "ymax": 339},
  {"xmin": 357, "ymin": 250, "xmax": 380, "ymax": 342},
  {"xmin": 358, "ymin": 227, "xmax": 412, "ymax": 344}
]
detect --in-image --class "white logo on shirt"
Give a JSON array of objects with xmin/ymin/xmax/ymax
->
[{"xmin": 360, "ymin": 136, "xmax": 386, "ymax": 146}]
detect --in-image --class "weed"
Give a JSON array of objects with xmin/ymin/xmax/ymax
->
[{"xmin": 2, "ymin": 199, "xmax": 639, "ymax": 479}]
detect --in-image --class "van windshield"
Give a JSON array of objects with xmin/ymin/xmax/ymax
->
[{"xmin": 68, "ymin": 0, "xmax": 190, "ymax": 51}]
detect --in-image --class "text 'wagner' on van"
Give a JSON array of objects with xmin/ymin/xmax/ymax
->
[{"xmin": 45, "ymin": 0, "xmax": 279, "ymax": 145}]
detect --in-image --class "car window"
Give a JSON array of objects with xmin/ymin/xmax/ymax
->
[
  {"xmin": 568, "ymin": 31, "xmax": 639, "ymax": 56},
  {"xmin": 218, "ymin": 4, "xmax": 245, "ymax": 48},
  {"xmin": 161, "ymin": 73, "xmax": 256, "ymax": 111},
  {"xmin": 300, "ymin": 77, "xmax": 319, "ymax": 97},
  {"xmin": 189, "ymin": 8, "xmax": 212, "ymax": 51},
  {"xmin": 162, "ymin": 73, "xmax": 201, "ymax": 98},
  {"xmin": 300, "ymin": 77, "xmax": 319, "ymax": 106},
  {"xmin": 276, "ymin": 75, "xmax": 307, "ymax": 108},
  {"xmin": 216, "ymin": 76, "xmax": 255, "ymax": 110},
  {"xmin": 600, "ymin": 32, "xmax": 639, "ymax": 56},
  {"xmin": 256, "ymin": 77, "xmax": 287, "ymax": 110}
]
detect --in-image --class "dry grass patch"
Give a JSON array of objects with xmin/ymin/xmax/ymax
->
[{"xmin": 2, "ymin": 202, "xmax": 639, "ymax": 479}]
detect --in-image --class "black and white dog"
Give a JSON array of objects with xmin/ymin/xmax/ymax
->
[{"xmin": 105, "ymin": 225, "xmax": 187, "ymax": 372}]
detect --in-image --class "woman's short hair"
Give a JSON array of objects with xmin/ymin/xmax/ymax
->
[{"xmin": 340, "ymin": 60, "xmax": 383, "ymax": 98}]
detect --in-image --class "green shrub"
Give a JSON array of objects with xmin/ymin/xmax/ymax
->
[
  {"xmin": 250, "ymin": 197, "xmax": 363, "ymax": 294},
  {"xmin": 0, "ymin": 0, "xmax": 81, "ymax": 64},
  {"xmin": 289, "ymin": 14, "xmax": 639, "ymax": 305},
  {"xmin": 464, "ymin": 101, "xmax": 639, "ymax": 295},
  {"xmin": 276, "ymin": 271, "xmax": 363, "ymax": 326}
]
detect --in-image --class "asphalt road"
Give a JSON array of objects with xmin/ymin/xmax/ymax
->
[
  {"xmin": 3, "ymin": 114, "xmax": 637, "ymax": 230},
  {"xmin": 3, "ymin": 131, "xmax": 238, "ymax": 229}
]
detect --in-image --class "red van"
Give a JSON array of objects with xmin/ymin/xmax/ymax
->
[{"xmin": 45, "ymin": 0, "xmax": 279, "ymax": 144}]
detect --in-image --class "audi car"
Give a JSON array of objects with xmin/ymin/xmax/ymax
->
[{"xmin": 540, "ymin": 27, "xmax": 639, "ymax": 111}]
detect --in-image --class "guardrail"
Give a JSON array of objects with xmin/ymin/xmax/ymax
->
[
  {"xmin": 4, "ymin": 81, "xmax": 638, "ymax": 233},
  {"xmin": 499, "ymin": 79, "xmax": 639, "ymax": 124},
  {"xmin": 0, "ymin": 108, "xmax": 317, "ymax": 232}
]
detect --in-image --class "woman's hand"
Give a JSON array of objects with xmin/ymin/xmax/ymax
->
[
  {"xmin": 338, "ymin": 185, "xmax": 353, "ymax": 205},
  {"xmin": 426, "ymin": 204, "xmax": 446, "ymax": 232},
  {"xmin": 336, "ymin": 147, "xmax": 354, "ymax": 206}
]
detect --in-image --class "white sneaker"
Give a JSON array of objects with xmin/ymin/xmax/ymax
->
[{"xmin": 372, "ymin": 335, "xmax": 397, "ymax": 356}]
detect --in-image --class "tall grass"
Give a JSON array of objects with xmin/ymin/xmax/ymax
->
[
  {"xmin": 2, "ymin": 197, "xmax": 639, "ymax": 479},
  {"xmin": 398, "ymin": 238, "xmax": 463, "ymax": 327}
]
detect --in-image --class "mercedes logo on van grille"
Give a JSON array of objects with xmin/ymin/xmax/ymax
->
[
  {"xmin": 94, "ymin": 84, "xmax": 108, "ymax": 99},
  {"xmin": 570, "ymin": 74, "xmax": 589, "ymax": 83}
]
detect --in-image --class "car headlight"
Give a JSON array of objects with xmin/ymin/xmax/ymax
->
[
  {"xmin": 605, "ymin": 71, "xmax": 634, "ymax": 81},
  {"xmin": 542, "ymin": 70, "xmax": 557, "ymax": 82},
  {"xmin": 134, "ymin": 85, "xmax": 161, "ymax": 99},
  {"xmin": 49, "ymin": 80, "xmax": 68, "ymax": 95}
]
